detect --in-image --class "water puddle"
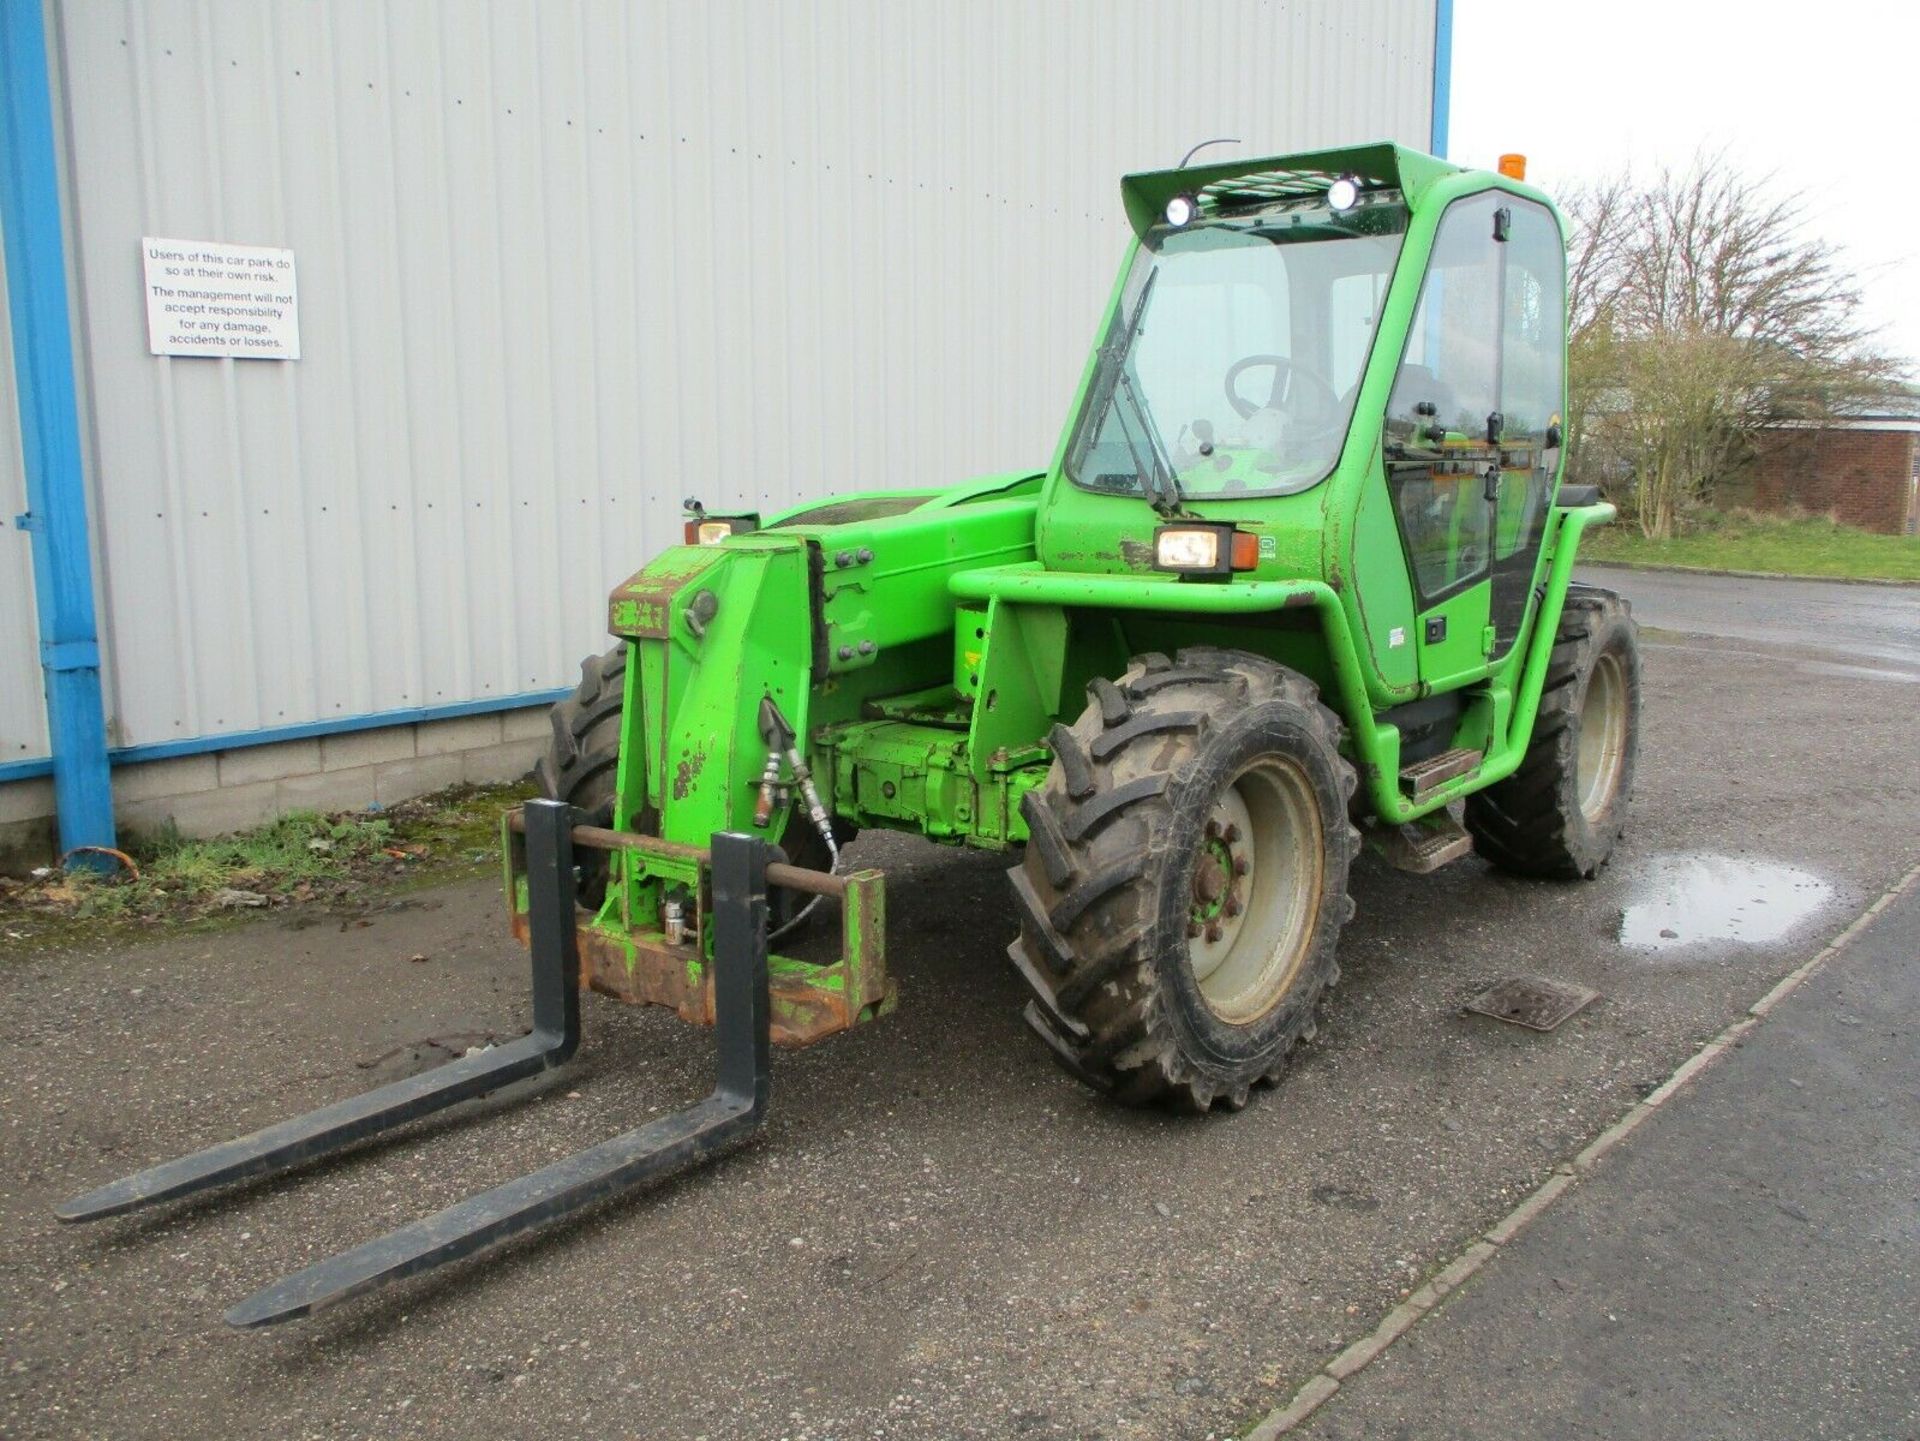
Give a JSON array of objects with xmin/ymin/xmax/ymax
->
[
  {"xmin": 1799, "ymin": 660, "xmax": 1920, "ymax": 686},
  {"xmin": 1618, "ymin": 854, "xmax": 1835, "ymax": 952}
]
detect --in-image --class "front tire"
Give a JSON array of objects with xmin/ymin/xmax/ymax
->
[
  {"xmin": 1008, "ymin": 648, "xmax": 1359, "ymax": 1111},
  {"xmin": 1465, "ymin": 584, "xmax": 1641, "ymax": 879},
  {"xmin": 537, "ymin": 645, "xmax": 642, "ymax": 907}
]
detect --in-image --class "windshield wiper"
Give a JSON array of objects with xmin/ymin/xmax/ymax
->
[
  {"xmin": 1112, "ymin": 369, "xmax": 1183, "ymax": 515},
  {"xmin": 1079, "ymin": 268, "xmax": 1183, "ymax": 515}
]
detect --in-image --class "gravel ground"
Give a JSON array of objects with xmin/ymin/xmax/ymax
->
[{"xmin": 3, "ymin": 569, "xmax": 1918, "ymax": 1440}]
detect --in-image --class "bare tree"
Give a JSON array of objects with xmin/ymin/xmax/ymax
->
[
  {"xmin": 1561, "ymin": 155, "xmax": 1901, "ymax": 537},
  {"xmin": 1559, "ymin": 176, "xmax": 1630, "ymax": 492}
]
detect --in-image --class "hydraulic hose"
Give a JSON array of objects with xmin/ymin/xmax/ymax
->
[{"xmin": 759, "ymin": 697, "xmax": 841, "ymax": 945}]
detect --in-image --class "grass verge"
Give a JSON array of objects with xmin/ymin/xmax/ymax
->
[
  {"xmin": 1579, "ymin": 508, "xmax": 1919, "ymax": 583},
  {"xmin": 0, "ymin": 779, "xmax": 536, "ymax": 951}
]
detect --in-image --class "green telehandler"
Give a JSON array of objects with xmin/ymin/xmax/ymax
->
[{"xmin": 59, "ymin": 142, "xmax": 1640, "ymax": 1326}]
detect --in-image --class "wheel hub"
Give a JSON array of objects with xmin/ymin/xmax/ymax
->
[
  {"xmin": 1576, "ymin": 650, "xmax": 1628, "ymax": 821},
  {"xmin": 1190, "ymin": 820, "xmax": 1248, "ymax": 942},
  {"xmin": 1185, "ymin": 758, "xmax": 1325, "ymax": 1024}
]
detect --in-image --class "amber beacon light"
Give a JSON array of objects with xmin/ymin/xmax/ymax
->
[{"xmin": 1497, "ymin": 153, "xmax": 1527, "ymax": 181}]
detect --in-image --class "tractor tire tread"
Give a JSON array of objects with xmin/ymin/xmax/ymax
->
[
  {"xmin": 1048, "ymin": 723, "xmax": 1097, "ymax": 799},
  {"xmin": 1063, "ymin": 773, "xmax": 1169, "ymax": 841},
  {"xmin": 1464, "ymin": 588, "xmax": 1640, "ymax": 881},
  {"xmin": 1091, "ymin": 708, "xmax": 1208, "ymax": 761},
  {"xmin": 1005, "ymin": 944, "xmax": 1091, "ymax": 1041},
  {"xmin": 1088, "ymin": 676, "xmax": 1132, "ymax": 726},
  {"xmin": 1048, "ymin": 853, "xmax": 1151, "ymax": 935},
  {"xmin": 1008, "ymin": 647, "xmax": 1358, "ymax": 1111},
  {"xmin": 1007, "ymin": 865, "xmax": 1074, "ymax": 972},
  {"xmin": 1019, "ymin": 789, "xmax": 1076, "ymax": 889},
  {"xmin": 1125, "ymin": 665, "xmax": 1245, "ymax": 700}
]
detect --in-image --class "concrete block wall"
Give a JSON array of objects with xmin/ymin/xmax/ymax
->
[
  {"xmin": 0, "ymin": 778, "xmax": 56, "ymax": 875},
  {"xmin": 0, "ymin": 704, "xmax": 549, "ymax": 873}
]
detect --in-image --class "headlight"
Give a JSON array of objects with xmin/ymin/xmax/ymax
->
[
  {"xmin": 1153, "ymin": 524, "xmax": 1262, "ymax": 575},
  {"xmin": 1155, "ymin": 525, "xmax": 1222, "ymax": 571},
  {"xmin": 683, "ymin": 514, "xmax": 759, "ymax": 545}
]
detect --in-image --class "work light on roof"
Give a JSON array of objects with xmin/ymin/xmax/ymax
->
[
  {"xmin": 1326, "ymin": 175, "xmax": 1360, "ymax": 212},
  {"xmin": 1164, "ymin": 193, "xmax": 1198, "ymax": 227}
]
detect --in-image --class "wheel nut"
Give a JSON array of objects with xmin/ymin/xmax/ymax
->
[
  {"xmin": 1222, "ymin": 823, "xmax": 1240, "ymax": 843},
  {"xmin": 1223, "ymin": 897, "xmax": 1242, "ymax": 918},
  {"xmin": 1187, "ymin": 920, "xmax": 1202, "ymax": 938},
  {"xmin": 1204, "ymin": 921, "xmax": 1223, "ymax": 943},
  {"xmin": 1233, "ymin": 858, "xmax": 1250, "ymax": 876}
]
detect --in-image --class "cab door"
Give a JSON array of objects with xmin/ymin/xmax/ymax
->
[
  {"xmin": 1382, "ymin": 191, "xmax": 1566, "ymax": 687},
  {"xmin": 1485, "ymin": 202, "xmax": 1568, "ymax": 659}
]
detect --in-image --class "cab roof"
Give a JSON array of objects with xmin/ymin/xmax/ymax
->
[{"xmin": 1120, "ymin": 141, "xmax": 1462, "ymax": 238}]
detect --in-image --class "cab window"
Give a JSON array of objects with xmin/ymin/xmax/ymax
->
[
  {"xmin": 1385, "ymin": 193, "xmax": 1505, "ymax": 603},
  {"xmin": 1487, "ymin": 201, "xmax": 1567, "ymax": 652}
]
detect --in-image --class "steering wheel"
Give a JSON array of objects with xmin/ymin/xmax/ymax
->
[{"xmin": 1223, "ymin": 354, "xmax": 1341, "ymax": 430}]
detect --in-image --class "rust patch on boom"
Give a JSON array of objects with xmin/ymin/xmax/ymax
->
[
  {"xmin": 671, "ymin": 746, "xmax": 707, "ymax": 801},
  {"xmin": 608, "ymin": 547, "xmax": 723, "ymax": 638}
]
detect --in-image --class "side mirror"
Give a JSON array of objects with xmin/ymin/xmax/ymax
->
[{"xmin": 1545, "ymin": 421, "xmax": 1564, "ymax": 450}]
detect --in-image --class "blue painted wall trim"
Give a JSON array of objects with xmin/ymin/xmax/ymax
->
[
  {"xmin": 1430, "ymin": 0, "xmax": 1453, "ymax": 157},
  {"xmin": 1, "ymin": 0, "xmax": 115, "ymax": 853},
  {"xmin": 0, "ymin": 689, "xmax": 570, "ymax": 785}
]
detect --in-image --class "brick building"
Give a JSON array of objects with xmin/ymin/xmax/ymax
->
[{"xmin": 1745, "ymin": 411, "xmax": 1920, "ymax": 535}]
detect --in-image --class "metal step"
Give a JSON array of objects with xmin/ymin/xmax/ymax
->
[
  {"xmin": 55, "ymin": 801, "xmax": 775, "ymax": 1329},
  {"xmin": 1371, "ymin": 811, "xmax": 1475, "ymax": 875},
  {"xmin": 1398, "ymin": 747, "xmax": 1483, "ymax": 802}
]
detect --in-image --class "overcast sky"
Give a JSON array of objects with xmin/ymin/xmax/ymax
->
[{"xmin": 1449, "ymin": 0, "xmax": 1919, "ymax": 371}]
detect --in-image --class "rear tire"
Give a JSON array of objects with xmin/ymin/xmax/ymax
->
[
  {"xmin": 1465, "ymin": 584, "xmax": 1640, "ymax": 880},
  {"xmin": 1008, "ymin": 648, "xmax": 1360, "ymax": 1111}
]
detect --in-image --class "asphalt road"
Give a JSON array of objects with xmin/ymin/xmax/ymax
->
[
  {"xmin": 1580, "ymin": 564, "xmax": 1920, "ymax": 683},
  {"xmin": 4, "ymin": 568, "xmax": 1918, "ymax": 1441},
  {"xmin": 1301, "ymin": 874, "xmax": 1920, "ymax": 1441}
]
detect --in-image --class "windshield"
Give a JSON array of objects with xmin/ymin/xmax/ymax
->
[{"xmin": 1064, "ymin": 194, "xmax": 1409, "ymax": 502}]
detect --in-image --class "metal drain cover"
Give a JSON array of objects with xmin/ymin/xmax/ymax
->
[{"xmin": 1465, "ymin": 975, "xmax": 1599, "ymax": 1032}]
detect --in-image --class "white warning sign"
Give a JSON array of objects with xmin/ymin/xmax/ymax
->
[{"xmin": 142, "ymin": 237, "xmax": 300, "ymax": 359}]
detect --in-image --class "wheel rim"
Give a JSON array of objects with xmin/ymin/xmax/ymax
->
[
  {"xmin": 1186, "ymin": 757, "xmax": 1324, "ymax": 1024},
  {"xmin": 1576, "ymin": 651, "xmax": 1628, "ymax": 821}
]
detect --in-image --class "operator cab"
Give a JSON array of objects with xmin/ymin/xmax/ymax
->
[{"xmin": 1041, "ymin": 143, "xmax": 1570, "ymax": 701}]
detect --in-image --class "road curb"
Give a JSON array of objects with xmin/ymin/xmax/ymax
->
[
  {"xmin": 1237, "ymin": 857, "xmax": 1920, "ymax": 1439},
  {"xmin": 1581, "ymin": 558, "xmax": 1920, "ymax": 588}
]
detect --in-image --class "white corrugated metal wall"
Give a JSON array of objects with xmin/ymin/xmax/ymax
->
[
  {"xmin": 0, "ymin": 222, "xmax": 51, "ymax": 768},
  {"xmin": 6, "ymin": 0, "xmax": 1436, "ymax": 760}
]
